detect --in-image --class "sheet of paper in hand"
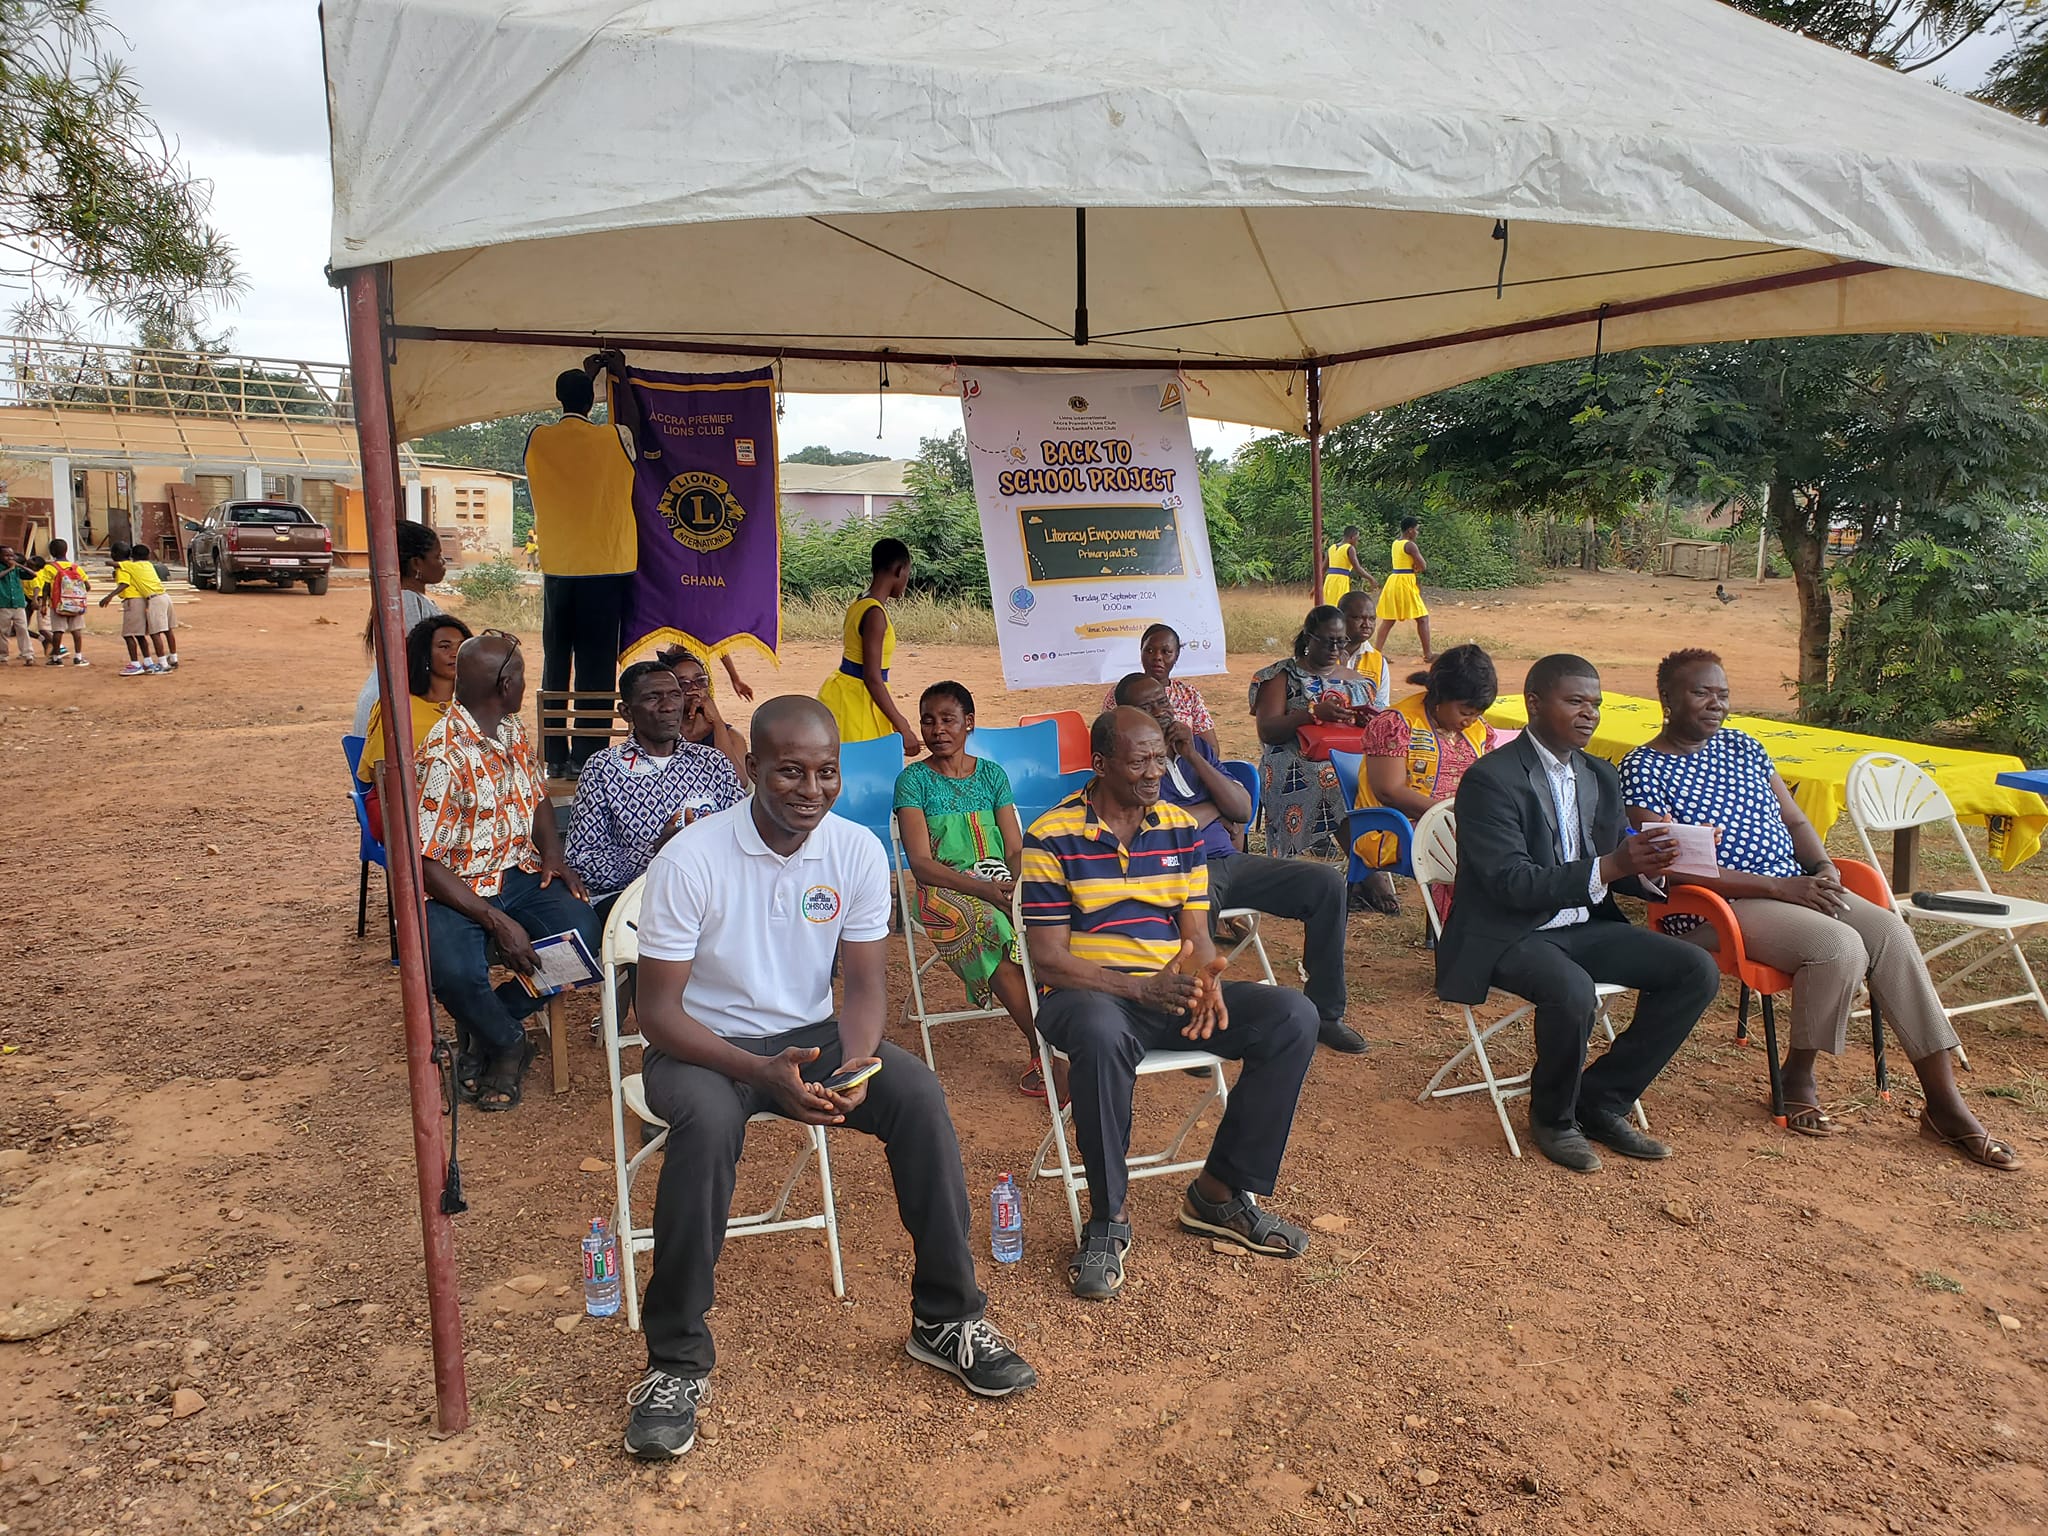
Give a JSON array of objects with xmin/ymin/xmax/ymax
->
[
  {"xmin": 1658, "ymin": 823, "xmax": 1722, "ymax": 880},
  {"xmin": 516, "ymin": 930, "xmax": 601, "ymax": 999}
]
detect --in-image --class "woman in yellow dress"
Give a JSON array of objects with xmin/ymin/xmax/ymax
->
[
  {"xmin": 1320, "ymin": 523, "xmax": 1362, "ymax": 608},
  {"xmin": 1372, "ymin": 514, "xmax": 1433, "ymax": 663},
  {"xmin": 817, "ymin": 537, "xmax": 920, "ymax": 755},
  {"xmin": 357, "ymin": 613, "xmax": 472, "ymax": 842}
]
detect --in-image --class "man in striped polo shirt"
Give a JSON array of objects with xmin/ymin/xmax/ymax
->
[{"xmin": 1022, "ymin": 707, "xmax": 1320, "ymax": 1301}]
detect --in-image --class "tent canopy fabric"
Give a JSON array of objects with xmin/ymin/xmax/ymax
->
[{"xmin": 323, "ymin": 0, "xmax": 2048, "ymax": 440}]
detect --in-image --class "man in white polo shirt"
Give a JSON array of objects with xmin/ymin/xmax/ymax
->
[{"xmin": 621, "ymin": 695, "xmax": 1037, "ymax": 1460}]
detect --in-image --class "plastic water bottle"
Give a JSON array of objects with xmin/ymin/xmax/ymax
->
[
  {"xmin": 990, "ymin": 1173, "xmax": 1024, "ymax": 1264},
  {"xmin": 582, "ymin": 1217, "xmax": 621, "ymax": 1316}
]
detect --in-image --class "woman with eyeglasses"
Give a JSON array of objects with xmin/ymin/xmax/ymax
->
[
  {"xmin": 656, "ymin": 646, "xmax": 749, "ymax": 786},
  {"xmin": 1251, "ymin": 605, "xmax": 1380, "ymax": 859}
]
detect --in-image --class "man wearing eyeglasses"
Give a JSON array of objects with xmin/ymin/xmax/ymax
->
[{"xmin": 418, "ymin": 631, "xmax": 601, "ymax": 1111}]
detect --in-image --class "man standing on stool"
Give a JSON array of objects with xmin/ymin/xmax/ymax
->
[
  {"xmin": 1435, "ymin": 654, "xmax": 1720, "ymax": 1171},
  {"xmin": 622, "ymin": 696, "xmax": 1036, "ymax": 1460},
  {"xmin": 525, "ymin": 348, "xmax": 643, "ymax": 778},
  {"xmin": 1021, "ymin": 707, "xmax": 1321, "ymax": 1301}
]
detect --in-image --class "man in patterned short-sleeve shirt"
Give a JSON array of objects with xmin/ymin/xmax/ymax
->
[
  {"xmin": 417, "ymin": 632, "xmax": 600, "ymax": 1109},
  {"xmin": 566, "ymin": 661, "xmax": 744, "ymax": 916}
]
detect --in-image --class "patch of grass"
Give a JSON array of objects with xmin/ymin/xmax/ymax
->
[
  {"xmin": 1917, "ymin": 1270, "xmax": 1964, "ymax": 1294},
  {"xmin": 1299, "ymin": 1259, "xmax": 1349, "ymax": 1288},
  {"xmin": 780, "ymin": 591, "xmax": 998, "ymax": 647},
  {"xmin": 442, "ymin": 584, "xmax": 541, "ymax": 636},
  {"xmin": 1961, "ymin": 1208, "xmax": 2022, "ymax": 1231},
  {"xmin": 1983, "ymin": 1062, "xmax": 2048, "ymax": 1112}
]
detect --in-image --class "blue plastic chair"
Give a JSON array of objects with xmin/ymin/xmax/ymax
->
[
  {"xmin": 343, "ymin": 734, "xmax": 389, "ymax": 939},
  {"xmin": 967, "ymin": 719, "xmax": 1081, "ymax": 825},
  {"xmin": 1221, "ymin": 758, "xmax": 1261, "ymax": 837},
  {"xmin": 1329, "ymin": 749, "xmax": 1415, "ymax": 882},
  {"xmin": 837, "ymin": 735, "xmax": 910, "ymax": 856}
]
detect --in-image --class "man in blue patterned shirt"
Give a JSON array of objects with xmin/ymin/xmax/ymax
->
[{"xmin": 566, "ymin": 661, "xmax": 745, "ymax": 917}]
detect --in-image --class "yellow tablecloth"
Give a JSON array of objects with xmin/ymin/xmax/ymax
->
[{"xmin": 1486, "ymin": 692, "xmax": 2048, "ymax": 870}]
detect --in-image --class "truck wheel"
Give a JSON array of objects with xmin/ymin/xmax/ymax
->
[
  {"xmin": 305, "ymin": 574, "xmax": 329, "ymax": 596},
  {"xmin": 217, "ymin": 562, "xmax": 238, "ymax": 593},
  {"xmin": 190, "ymin": 558, "xmax": 212, "ymax": 592}
]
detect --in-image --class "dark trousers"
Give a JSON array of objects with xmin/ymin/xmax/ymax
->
[
  {"xmin": 1488, "ymin": 920, "xmax": 1720, "ymax": 1130},
  {"xmin": 540, "ymin": 572, "xmax": 630, "ymax": 768},
  {"xmin": 423, "ymin": 868, "xmax": 601, "ymax": 1056},
  {"xmin": 640, "ymin": 1021, "xmax": 985, "ymax": 1377},
  {"xmin": 1208, "ymin": 853, "xmax": 1348, "ymax": 1023},
  {"xmin": 1033, "ymin": 981, "xmax": 1318, "ymax": 1230}
]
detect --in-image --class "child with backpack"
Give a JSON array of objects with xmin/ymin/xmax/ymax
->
[{"xmin": 35, "ymin": 539, "xmax": 90, "ymax": 667}]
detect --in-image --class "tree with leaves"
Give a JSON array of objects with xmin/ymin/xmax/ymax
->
[
  {"xmin": 782, "ymin": 445, "xmax": 889, "ymax": 466},
  {"xmin": 0, "ymin": 0, "xmax": 238, "ymax": 338}
]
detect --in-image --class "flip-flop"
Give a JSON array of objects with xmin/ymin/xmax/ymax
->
[
  {"xmin": 1019, "ymin": 1062, "xmax": 1048, "ymax": 1099},
  {"xmin": 1781, "ymin": 1101, "xmax": 1847, "ymax": 1137},
  {"xmin": 1919, "ymin": 1111, "xmax": 2021, "ymax": 1171}
]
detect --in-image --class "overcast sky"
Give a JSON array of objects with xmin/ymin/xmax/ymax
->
[{"xmin": 97, "ymin": 0, "xmax": 2014, "ymax": 457}]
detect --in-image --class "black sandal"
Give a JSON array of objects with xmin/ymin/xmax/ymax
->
[
  {"xmin": 454, "ymin": 1045, "xmax": 486, "ymax": 1104},
  {"xmin": 1179, "ymin": 1186, "xmax": 1311, "ymax": 1258},
  {"xmin": 1067, "ymin": 1220, "xmax": 1132, "ymax": 1301},
  {"xmin": 475, "ymin": 1040, "xmax": 535, "ymax": 1113}
]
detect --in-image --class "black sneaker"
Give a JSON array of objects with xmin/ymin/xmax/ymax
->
[
  {"xmin": 622, "ymin": 1368, "xmax": 707, "ymax": 1459},
  {"xmin": 906, "ymin": 1316, "xmax": 1038, "ymax": 1398}
]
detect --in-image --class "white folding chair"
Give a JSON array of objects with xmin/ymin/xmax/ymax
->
[
  {"xmin": 1411, "ymin": 802, "xmax": 1648, "ymax": 1158},
  {"xmin": 1213, "ymin": 905, "xmax": 1282, "ymax": 986},
  {"xmin": 1846, "ymin": 753, "xmax": 2048, "ymax": 1026},
  {"xmin": 892, "ymin": 816, "xmax": 1011, "ymax": 1069},
  {"xmin": 1012, "ymin": 883, "xmax": 1232, "ymax": 1245},
  {"xmin": 600, "ymin": 878, "xmax": 844, "ymax": 1332}
]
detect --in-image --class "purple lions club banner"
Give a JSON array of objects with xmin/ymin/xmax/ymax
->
[{"xmin": 617, "ymin": 365, "xmax": 780, "ymax": 669}]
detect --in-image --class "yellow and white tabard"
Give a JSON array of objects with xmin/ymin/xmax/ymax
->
[{"xmin": 635, "ymin": 799, "xmax": 892, "ymax": 1038}]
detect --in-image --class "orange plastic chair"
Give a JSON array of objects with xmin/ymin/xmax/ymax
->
[
  {"xmin": 1648, "ymin": 859, "xmax": 1890, "ymax": 1127},
  {"xmin": 1019, "ymin": 709, "xmax": 1091, "ymax": 774}
]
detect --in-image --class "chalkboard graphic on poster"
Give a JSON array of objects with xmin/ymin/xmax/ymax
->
[{"xmin": 1021, "ymin": 503, "xmax": 1185, "ymax": 583}]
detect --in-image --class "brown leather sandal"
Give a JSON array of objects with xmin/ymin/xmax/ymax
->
[
  {"xmin": 1782, "ymin": 1101, "xmax": 1847, "ymax": 1137},
  {"xmin": 1919, "ymin": 1111, "xmax": 2021, "ymax": 1172}
]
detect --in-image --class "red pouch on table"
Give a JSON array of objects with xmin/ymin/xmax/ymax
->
[{"xmin": 1297, "ymin": 724, "xmax": 1370, "ymax": 761}]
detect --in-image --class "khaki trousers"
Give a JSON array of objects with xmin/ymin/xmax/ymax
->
[{"xmin": 1687, "ymin": 890, "xmax": 1958, "ymax": 1061}]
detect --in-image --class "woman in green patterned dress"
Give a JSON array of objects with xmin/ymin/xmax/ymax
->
[{"xmin": 894, "ymin": 681, "xmax": 1056, "ymax": 1097}]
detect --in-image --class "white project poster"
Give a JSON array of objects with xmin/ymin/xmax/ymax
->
[{"xmin": 960, "ymin": 369, "xmax": 1227, "ymax": 690}]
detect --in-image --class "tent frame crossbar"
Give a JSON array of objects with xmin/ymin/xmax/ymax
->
[{"xmin": 384, "ymin": 257, "xmax": 1885, "ymax": 374}]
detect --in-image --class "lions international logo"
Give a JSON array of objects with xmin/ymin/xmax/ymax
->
[
  {"xmin": 801, "ymin": 885, "xmax": 842, "ymax": 923},
  {"xmin": 658, "ymin": 471, "xmax": 748, "ymax": 554},
  {"xmin": 1067, "ymin": 395, "xmax": 1089, "ymax": 413}
]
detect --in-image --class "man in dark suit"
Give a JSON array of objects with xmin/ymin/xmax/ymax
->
[{"xmin": 1437, "ymin": 654, "xmax": 1721, "ymax": 1171}]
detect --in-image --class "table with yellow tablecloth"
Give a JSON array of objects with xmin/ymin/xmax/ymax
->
[{"xmin": 1486, "ymin": 691, "xmax": 2048, "ymax": 871}]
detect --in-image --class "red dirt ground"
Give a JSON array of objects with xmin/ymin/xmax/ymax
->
[{"xmin": 2, "ymin": 569, "xmax": 2044, "ymax": 1536}]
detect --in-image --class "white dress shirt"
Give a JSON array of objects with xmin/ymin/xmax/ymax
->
[{"xmin": 1529, "ymin": 734, "xmax": 1608, "ymax": 930}]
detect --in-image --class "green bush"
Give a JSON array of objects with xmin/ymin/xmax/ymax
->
[
  {"xmin": 452, "ymin": 557, "xmax": 525, "ymax": 603},
  {"xmin": 1809, "ymin": 512, "xmax": 2048, "ymax": 759}
]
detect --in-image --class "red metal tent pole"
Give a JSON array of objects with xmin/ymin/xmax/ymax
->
[
  {"xmin": 342, "ymin": 265, "xmax": 471, "ymax": 1434},
  {"xmin": 1307, "ymin": 364, "xmax": 1324, "ymax": 602}
]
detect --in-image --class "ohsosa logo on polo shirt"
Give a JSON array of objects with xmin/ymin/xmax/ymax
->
[{"xmin": 801, "ymin": 885, "xmax": 842, "ymax": 923}]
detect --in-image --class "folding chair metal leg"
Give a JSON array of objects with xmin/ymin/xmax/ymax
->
[
  {"xmin": 1418, "ymin": 1004, "xmax": 1525, "ymax": 1158},
  {"xmin": 1869, "ymin": 996, "xmax": 1890, "ymax": 1099},
  {"xmin": 1760, "ymin": 992, "xmax": 1785, "ymax": 1125},
  {"xmin": 1032, "ymin": 1094, "xmax": 1088, "ymax": 1247},
  {"xmin": 1220, "ymin": 913, "xmax": 1277, "ymax": 985},
  {"xmin": 815, "ymin": 1129, "xmax": 845, "ymax": 1300},
  {"xmin": 1735, "ymin": 983, "xmax": 1751, "ymax": 1046},
  {"xmin": 357, "ymin": 860, "xmax": 370, "ymax": 938}
]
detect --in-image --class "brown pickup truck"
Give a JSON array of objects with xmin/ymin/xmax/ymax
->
[{"xmin": 187, "ymin": 500, "xmax": 335, "ymax": 594}]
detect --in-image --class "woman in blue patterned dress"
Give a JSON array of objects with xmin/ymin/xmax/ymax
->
[
  {"xmin": 1251, "ymin": 606, "xmax": 1381, "ymax": 860},
  {"xmin": 1619, "ymin": 649, "xmax": 2016, "ymax": 1169}
]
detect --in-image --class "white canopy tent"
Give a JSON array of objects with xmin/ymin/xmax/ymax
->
[
  {"xmin": 325, "ymin": 0, "xmax": 2048, "ymax": 442},
  {"xmin": 321, "ymin": 0, "xmax": 2048, "ymax": 1433}
]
